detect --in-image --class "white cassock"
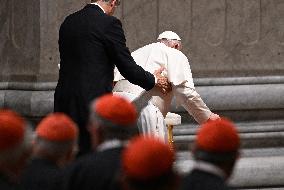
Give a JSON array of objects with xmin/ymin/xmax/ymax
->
[{"xmin": 113, "ymin": 42, "xmax": 212, "ymax": 142}]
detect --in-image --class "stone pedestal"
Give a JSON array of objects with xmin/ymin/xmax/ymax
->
[
  {"xmin": 0, "ymin": 0, "xmax": 90, "ymax": 82},
  {"xmin": 1, "ymin": 0, "xmax": 283, "ymax": 118},
  {"xmin": 0, "ymin": 0, "xmax": 89, "ymax": 121}
]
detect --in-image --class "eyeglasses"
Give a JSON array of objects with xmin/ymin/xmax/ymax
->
[{"xmin": 167, "ymin": 39, "xmax": 182, "ymax": 50}]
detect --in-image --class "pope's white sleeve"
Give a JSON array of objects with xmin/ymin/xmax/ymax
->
[
  {"xmin": 113, "ymin": 66, "xmax": 125, "ymax": 82},
  {"xmin": 173, "ymin": 82, "xmax": 211, "ymax": 124}
]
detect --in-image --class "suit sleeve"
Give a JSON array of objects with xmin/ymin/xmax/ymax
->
[{"xmin": 103, "ymin": 18, "xmax": 155, "ymax": 91}]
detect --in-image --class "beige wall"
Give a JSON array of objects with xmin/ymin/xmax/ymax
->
[
  {"xmin": 120, "ymin": 0, "xmax": 284, "ymax": 77},
  {"xmin": 0, "ymin": 0, "xmax": 283, "ymax": 82}
]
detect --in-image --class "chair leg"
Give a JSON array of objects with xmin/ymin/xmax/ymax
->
[{"xmin": 167, "ymin": 124, "xmax": 174, "ymax": 150}]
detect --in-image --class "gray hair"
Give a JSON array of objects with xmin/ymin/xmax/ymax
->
[
  {"xmin": 89, "ymin": 110, "xmax": 138, "ymax": 140},
  {"xmin": 91, "ymin": 0, "xmax": 111, "ymax": 3},
  {"xmin": 91, "ymin": 0, "xmax": 104, "ymax": 2},
  {"xmin": 0, "ymin": 126, "xmax": 33, "ymax": 164},
  {"xmin": 34, "ymin": 136, "xmax": 77, "ymax": 159},
  {"xmin": 91, "ymin": 0, "xmax": 121, "ymax": 6},
  {"xmin": 158, "ymin": 38, "xmax": 182, "ymax": 50}
]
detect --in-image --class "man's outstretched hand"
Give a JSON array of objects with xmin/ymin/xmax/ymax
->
[{"xmin": 153, "ymin": 67, "xmax": 172, "ymax": 94}]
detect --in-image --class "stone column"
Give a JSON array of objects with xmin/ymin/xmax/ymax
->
[{"xmin": 0, "ymin": 0, "xmax": 89, "ymax": 122}]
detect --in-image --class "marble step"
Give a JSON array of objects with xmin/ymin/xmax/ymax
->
[
  {"xmin": 175, "ymin": 148, "xmax": 284, "ymax": 189},
  {"xmin": 172, "ymin": 120, "xmax": 284, "ymax": 150}
]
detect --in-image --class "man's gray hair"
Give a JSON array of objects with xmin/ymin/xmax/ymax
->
[
  {"xmin": 0, "ymin": 126, "xmax": 33, "ymax": 164},
  {"xmin": 158, "ymin": 38, "xmax": 182, "ymax": 50},
  {"xmin": 34, "ymin": 136, "xmax": 77, "ymax": 158},
  {"xmin": 91, "ymin": 0, "xmax": 120, "ymax": 6},
  {"xmin": 89, "ymin": 109, "xmax": 138, "ymax": 140},
  {"xmin": 91, "ymin": 0, "xmax": 111, "ymax": 3}
]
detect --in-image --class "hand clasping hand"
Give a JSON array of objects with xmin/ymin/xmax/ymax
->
[{"xmin": 153, "ymin": 67, "xmax": 172, "ymax": 95}]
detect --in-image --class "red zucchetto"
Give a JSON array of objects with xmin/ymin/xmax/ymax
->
[
  {"xmin": 196, "ymin": 117, "xmax": 240, "ymax": 153},
  {"xmin": 0, "ymin": 109, "xmax": 26, "ymax": 151},
  {"xmin": 36, "ymin": 113, "xmax": 78, "ymax": 142},
  {"xmin": 93, "ymin": 94, "xmax": 137, "ymax": 126},
  {"xmin": 122, "ymin": 136, "xmax": 175, "ymax": 181}
]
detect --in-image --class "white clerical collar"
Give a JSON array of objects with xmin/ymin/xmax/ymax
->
[
  {"xmin": 194, "ymin": 160, "xmax": 227, "ymax": 180},
  {"xmin": 97, "ymin": 139, "xmax": 127, "ymax": 152},
  {"xmin": 90, "ymin": 2, "xmax": 106, "ymax": 13}
]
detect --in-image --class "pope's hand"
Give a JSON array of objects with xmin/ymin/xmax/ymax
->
[
  {"xmin": 207, "ymin": 113, "xmax": 220, "ymax": 121},
  {"xmin": 153, "ymin": 67, "xmax": 172, "ymax": 94}
]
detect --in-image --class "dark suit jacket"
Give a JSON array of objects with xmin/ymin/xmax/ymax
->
[
  {"xmin": 54, "ymin": 4, "xmax": 155, "ymax": 153},
  {"xmin": 20, "ymin": 158, "xmax": 61, "ymax": 190},
  {"xmin": 61, "ymin": 147, "xmax": 123, "ymax": 190},
  {"xmin": 0, "ymin": 173, "xmax": 20, "ymax": 190},
  {"xmin": 181, "ymin": 169, "xmax": 231, "ymax": 190}
]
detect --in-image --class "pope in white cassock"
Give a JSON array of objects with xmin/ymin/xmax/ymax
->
[{"xmin": 113, "ymin": 31, "xmax": 219, "ymax": 142}]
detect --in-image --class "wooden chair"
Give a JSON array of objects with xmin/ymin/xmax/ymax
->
[{"xmin": 165, "ymin": 112, "xmax": 181, "ymax": 150}]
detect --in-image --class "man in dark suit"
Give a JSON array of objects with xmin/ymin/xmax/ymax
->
[
  {"xmin": 61, "ymin": 94, "xmax": 140, "ymax": 190},
  {"xmin": 181, "ymin": 118, "xmax": 240, "ymax": 190},
  {"xmin": 20, "ymin": 113, "xmax": 78, "ymax": 190},
  {"xmin": 0, "ymin": 110, "xmax": 32, "ymax": 190},
  {"xmin": 54, "ymin": 0, "xmax": 170, "ymax": 155}
]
